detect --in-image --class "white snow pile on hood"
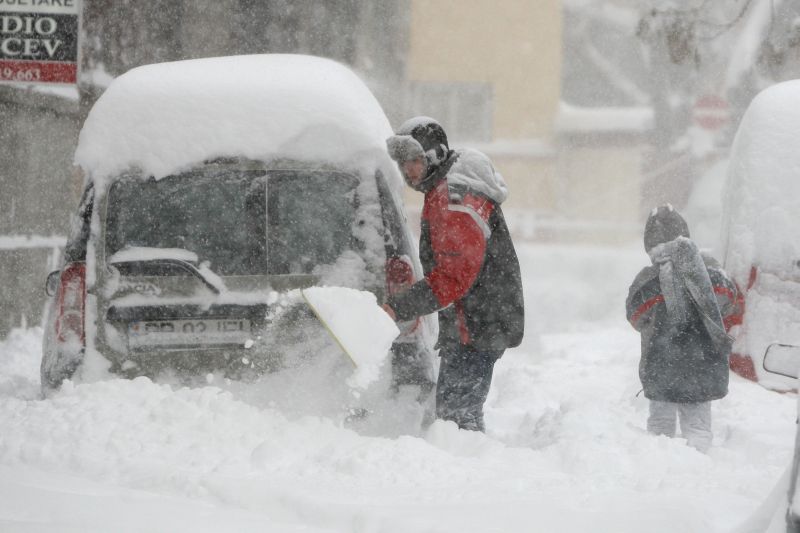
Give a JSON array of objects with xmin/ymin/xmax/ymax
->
[
  {"xmin": 722, "ymin": 80, "xmax": 800, "ymax": 286},
  {"xmin": 448, "ymin": 148, "xmax": 508, "ymax": 204},
  {"xmin": 74, "ymin": 54, "xmax": 394, "ymax": 183}
]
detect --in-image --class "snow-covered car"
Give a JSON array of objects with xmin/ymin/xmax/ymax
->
[
  {"xmin": 721, "ymin": 80, "xmax": 800, "ymax": 391},
  {"xmin": 40, "ymin": 54, "xmax": 435, "ymax": 393}
]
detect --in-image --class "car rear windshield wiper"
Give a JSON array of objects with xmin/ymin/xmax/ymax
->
[{"xmin": 108, "ymin": 247, "xmax": 225, "ymax": 294}]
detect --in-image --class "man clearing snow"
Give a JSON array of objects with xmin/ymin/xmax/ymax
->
[
  {"xmin": 626, "ymin": 205, "xmax": 739, "ymax": 452},
  {"xmin": 382, "ymin": 117, "xmax": 524, "ymax": 432}
]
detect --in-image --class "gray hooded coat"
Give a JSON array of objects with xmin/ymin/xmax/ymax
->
[{"xmin": 626, "ymin": 206, "xmax": 738, "ymax": 402}]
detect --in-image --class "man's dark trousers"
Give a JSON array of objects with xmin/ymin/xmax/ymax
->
[{"xmin": 435, "ymin": 346, "xmax": 503, "ymax": 432}]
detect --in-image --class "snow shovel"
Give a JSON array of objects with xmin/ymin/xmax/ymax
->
[{"xmin": 301, "ymin": 286, "xmax": 399, "ymax": 389}]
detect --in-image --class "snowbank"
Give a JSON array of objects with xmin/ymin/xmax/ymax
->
[
  {"xmin": 1, "ymin": 244, "xmax": 796, "ymax": 532},
  {"xmin": 1, "ymin": 323, "xmax": 794, "ymax": 532},
  {"xmin": 74, "ymin": 55, "xmax": 396, "ymax": 184},
  {"xmin": 0, "ymin": 328, "xmax": 42, "ymax": 400}
]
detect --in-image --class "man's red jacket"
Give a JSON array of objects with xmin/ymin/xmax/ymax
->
[{"xmin": 387, "ymin": 150, "xmax": 524, "ymax": 353}]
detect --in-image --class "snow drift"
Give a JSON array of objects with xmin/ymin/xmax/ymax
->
[{"xmin": 3, "ymin": 244, "xmax": 797, "ymax": 532}]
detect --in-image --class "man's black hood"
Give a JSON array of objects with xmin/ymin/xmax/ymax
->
[
  {"xmin": 387, "ymin": 116, "xmax": 454, "ymax": 192},
  {"xmin": 395, "ymin": 116, "xmax": 449, "ymax": 166},
  {"xmin": 415, "ymin": 149, "xmax": 458, "ymax": 193},
  {"xmin": 644, "ymin": 205, "xmax": 690, "ymax": 253}
]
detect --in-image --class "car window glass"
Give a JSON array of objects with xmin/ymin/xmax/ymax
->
[
  {"xmin": 375, "ymin": 172, "xmax": 410, "ymax": 256},
  {"xmin": 267, "ymin": 171, "xmax": 358, "ymax": 274},
  {"xmin": 106, "ymin": 170, "xmax": 265, "ymax": 275},
  {"xmin": 105, "ymin": 168, "xmax": 359, "ymax": 276}
]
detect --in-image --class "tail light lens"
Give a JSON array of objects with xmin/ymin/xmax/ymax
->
[
  {"xmin": 747, "ymin": 266, "xmax": 757, "ymax": 291},
  {"xmin": 730, "ymin": 352, "xmax": 758, "ymax": 382},
  {"xmin": 724, "ymin": 281, "xmax": 746, "ymax": 331},
  {"xmin": 385, "ymin": 255, "xmax": 414, "ymax": 295},
  {"xmin": 55, "ymin": 262, "xmax": 86, "ymax": 347}
]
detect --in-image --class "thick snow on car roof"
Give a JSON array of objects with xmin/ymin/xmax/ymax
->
[
  {"xmin": 74, "ymin": 54, "xmax": 395, "ymax": 183},
  {"xmin": 722, "ymin": 80, "xmax": 800, "ymax": 285}
]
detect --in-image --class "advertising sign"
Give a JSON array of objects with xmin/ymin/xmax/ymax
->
[{"xmin": 0, "ymin": 0, "xmax": 80, "ymax": 85}]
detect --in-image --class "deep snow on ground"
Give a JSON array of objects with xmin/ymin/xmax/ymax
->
[{"xmin": 0, "ymin": 243, "xmax": 796, "ymax": 532}]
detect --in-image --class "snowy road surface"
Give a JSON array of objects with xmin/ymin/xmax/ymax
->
[{"xmin": 0, "ymin": 244, "xmax": 795, "ymax": 532}]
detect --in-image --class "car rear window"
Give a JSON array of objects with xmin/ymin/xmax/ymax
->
[{"xmin": 105, "ymin": 168, "xmax": 359, "ymax": 276}]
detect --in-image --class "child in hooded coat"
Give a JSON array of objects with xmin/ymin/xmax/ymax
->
[{"xmin": 626, "ymin": 205, "xmax": 739, "ymax": 452}]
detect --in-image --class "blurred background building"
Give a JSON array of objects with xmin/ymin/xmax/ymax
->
[{"xmin": 3, "ymin": 0, "xmax": 800, "ymax": 335}]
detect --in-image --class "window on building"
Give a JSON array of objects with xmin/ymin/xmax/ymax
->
[{"xmin": 406, "ymin": 81, "xmax": 493, "ymax": 142}]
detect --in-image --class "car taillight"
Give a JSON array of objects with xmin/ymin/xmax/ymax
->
[
  {"xmin": 385, "ymin": 255, "xmax": 414, "ymax": 295},
  {"xmin": 55, "ymin": 262, "xmax": 86, "ymax": 346},
  {"xmin": 725, "ymin": 281, "xmax": 746, "ymax": 330},
  {"xmin": 747, "ymin": 266, "xmax": 757, "ymax": 291},
  {"xmin": 730, "ymin": 352, "xmax": 758, "ymax": 382}
]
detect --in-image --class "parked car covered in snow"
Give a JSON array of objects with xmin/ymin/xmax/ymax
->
[
  {"xmin": 721, "ymin": 80, "xmax": 800, "ymax": 391},
  {"xmin": 41, "ymin": 54, "xmax": 435, "ymax": 393}
]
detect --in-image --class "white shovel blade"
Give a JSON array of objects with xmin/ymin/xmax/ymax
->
[{"xmin": 302, "ymin": 287, "xmax": 400, "ymax": 389}]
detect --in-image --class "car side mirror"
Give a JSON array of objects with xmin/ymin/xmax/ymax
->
[
  {"xmin": 763, "ymin": 343, "xmax": 800, "ymax": 379},
  {"xmin": 45, "ymin": 270, "xmax": 61, "ymax": 297}
]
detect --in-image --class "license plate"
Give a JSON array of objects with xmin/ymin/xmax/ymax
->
[{"xmin": 128, "ymin": 319, "xmax": 251, "ymax": 348}]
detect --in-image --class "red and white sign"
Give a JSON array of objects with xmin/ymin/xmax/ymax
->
[
  {"xmin": 0, "ymin": 0, "xmax": 81, "ymax": 85},
  {"xmin": 693, "ymin": 94, "xmax": 730, "ymax": 131}
]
